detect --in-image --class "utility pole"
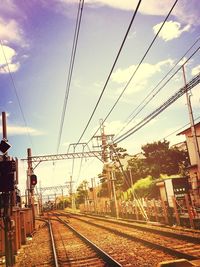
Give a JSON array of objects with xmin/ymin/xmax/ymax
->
[
  {"xmin": 69, "ymin": 176, "xmax": 76, "ymax": 210},
  {"xmin": 61, "ymin": 189, "xmax": 64, "ymax": 210},
  {"xmin": 27, "ymin": 148, "xmax": 36, "ymax": 230},
  {"xmin": 91, "ymin": 178, "xmax": 96, "ymax": 213},
  {"xmin": 54, "ymin": 193, "xmax": 56, "ymax": 209},
  {"xmin": 93, "ymin": 119, "xmax": 114, "ymax": 162},
  {"xmin": 182, "ymin": 66, "xmax": 200, "ymax": 179},
  {"xmin": 39, "ymin": 181, "xmax": 43, "ymax": 215},
  {"xmin": 106, "ymin": 164, "xmax": 119, "ymax": 219},
  {"xmin": 0, "ymin": 112, "xmax": 16, "ymax": 266},
  {"xmin": 128, "ymin": 167, "xmax": 133, "ymax": 186},
  {"xmin": 93, "ymin": 120, "xmax": 114, "ymax": 198}
]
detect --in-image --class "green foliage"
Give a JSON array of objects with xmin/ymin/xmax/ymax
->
[
  {"xmin": 132, "ymin": 175, "xmax": 159, "ymax": 198},
  {"xmin": 127, "ymin": 156, "xmax": 148, "ymax": 182},
  {"xmin": 97, "ymin": 171, "xmax": 109, "ymax": 197},
  {"xmin": 97, "ymin": 140, "xmax": 189, "ymax": 199},
  {"xmin": 75, "ymin": 180, "xmax": 88, "ymax": 205},
  {"xmin": 113, "ymin": 146, "xmax": 128, "ymax": 159},
  {"xmin": 141, "ymin": 140, "xmax": 189, "ymax": 178}
]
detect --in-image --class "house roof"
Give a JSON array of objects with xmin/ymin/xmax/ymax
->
[
  {"xmin": 177, "ymin": 121, "xmax": 200, "ymax": 135},
  {"xmin": 170, "ymin": 141, "xmax": 187, "ymax": 151}
]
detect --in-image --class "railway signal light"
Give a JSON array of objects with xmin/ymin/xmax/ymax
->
[
  {"xmin": 30, "ymin": 174, "xmax": 37, "ymax": 186},
  {"xmin": 0, "ymin": 159, "xmax": 16, "ymax": 192}
]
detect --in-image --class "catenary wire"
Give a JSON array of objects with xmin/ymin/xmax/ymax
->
[
  {"xmin": 56, "ymin": 0, "xmax": 84, "ymax": 153},
  {"xmin": 114, "ymin": 45, "xmax": 200, "ymax": 142},
  {"xmin": 0, "ymin": 40, "xmax": 34, "ymax": 149},
  {"xmin": 162, "ymin": 115, "xmax": 200, "ymax": 140},
  {"xmin": 114, "ymin": 68, "xmax": 200, "ymax": 143},
  {"xmin": 114, "ymin": 36, "xmax": 200, "ymax": 139},
  {"xmin": 87, "ymin": 0, "xmax": 179, "ymax": 145},
  {"xmin": 76, "ymin": 0, "xmax": 143, "ymax": 145}
]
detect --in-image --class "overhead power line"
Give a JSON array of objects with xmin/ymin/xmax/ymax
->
[
  {"xmin": 0, "ymin": 40, "xmax": 34, "ymax": 148},
  {"xmin": 76, "ymin": 0, "xmax": 143, "ymax": 144},
  {"xmin": 88, "ymin": 0, "xmax": 179, "ymax": 144},
  {"xmin": 56, "ymin": 0, "xmax": 84, "ymax": 153},
  {"xmin": 162, "ymin": 115, "xmax": 200, "ymax": 140},
  {"xmin": 114, "ymin": 71, "xmax": 200, "ymax": 143},
  {"xmin": 114, "ymin": 36, "xmax": 200, "ymax": 139}
]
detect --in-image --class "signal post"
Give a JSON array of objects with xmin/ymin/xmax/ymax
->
[
  {"xmin": 0, "ymin": 112, "xmax": 17, "ymax": 267},
  {"xmin": 27, "ymin": 148, "xmax": 37, "ymax": 230}
]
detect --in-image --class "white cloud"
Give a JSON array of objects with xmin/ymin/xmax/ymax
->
[
  {"xmin": 111, "ymin": 59, "xmax": 173, "ymax": 94},
  {"xmin": 0, "ymin": 45, "xmax": 20, "ymax": 73},
  {"xmin": 190, "ymin": 84, "xmax": 200, "ymax": 107},
  {"xmin": 0, "ymin": 18, "xmax": 23, "ymax": 44},
  {"xmin": 191, "ymin": 65, "xmax": 200, "ymax": 76},
  {"xmin": 58, "ymin": 0, "xmax": 199, "ymax": 26},
  {"xmin": 174, "ymin": 0, "xmax": 200, "ymax": 26},
  {"xmin": 60, "ymin": 0, "xmax": 174, "ymax": 14},
  {"xmin": 0, "ymin": 125, "xmax": 44, "ymax": 136},
  {"xmin": 177, "ymin": 57, "xmax": 188, "ymax": 66},
  {"xmin": 153, "ymin": 21, "xmax": 190, "ymax": 41}
]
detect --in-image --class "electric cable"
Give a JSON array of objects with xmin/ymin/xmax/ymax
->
[
  {"xmin": 88, "ymin": 0, "xmax": 179, "ymax": 145},
  {"xmin": 0, "ymin": 40, "xmax": 34, "ymax": 149},
  {"xmin": 76, "ymin": 0, "xmax": 143, "ymax": 144},
  {"xmin": 56, "ymin": 0, "xmax": 84, "ymax": 153},
  {"xmin": 162, "ymin": 115, "xmax": 200, "ymax": 140},
  {"xmin": 115, "ymin": 70, "xmax": 200, "ymax": 143},
  {"xmin": 114, "ymin": 36, "xmax": 200, "ymax": 139},
  {"xmin": 114, "ymin": 45, "xmax": 200, "ymax": 142}
]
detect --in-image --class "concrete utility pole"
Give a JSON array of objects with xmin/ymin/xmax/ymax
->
[
  {"xmin": 61, "ymin": 189, "xmax": 64, "ymax": 209},
  {"xmin": 182, "ymin": 66, "xmax": 200, "ymax": 177},
  {"xmin": 82, "ymin": 180, "xmax": 88, "ymax": 211},
  {"xmin": 128, "ymin": 167, "xmax": 133, "ymax": 186},
  {"xmin": 69, "ymin": 175, "xmax": 76, "ymax": 210},
  {"xmin": 27, "ymin": 148, "xmax": 35, "ymax": 229},
  {"xmin": 110, "ymin": 168, "xmax": 119, "ymax": 219},
  {"xmin": 106, "ymin": 163, "xmax": 119, "ymax": 219},
  {"xmin": 91, "ymin": 178, "xmax": 96, "ymax": 213}
]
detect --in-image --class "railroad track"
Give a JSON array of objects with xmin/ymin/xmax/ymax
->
[
  {"xmin": 48, "ymin": 212, "xmax": 175, "ymax": 266},
  {"xmin": 75, "ymin": 212, "xmax": 200, "ymax": 242},
  {"xmin": 48, "ymin": 215, "xmax": 122, "ymax": 266},
  {"xmin": 62, "ymin": 213, "xmax": 200, "ymax": 262}
]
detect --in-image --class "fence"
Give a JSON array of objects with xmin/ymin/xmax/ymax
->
[{"xmin": 80, "ymin": 194, "xmax": 200, "ymax": 229}]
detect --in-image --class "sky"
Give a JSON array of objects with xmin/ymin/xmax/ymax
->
[{"xmin": 0, "ymin": 0, "xmax": 200, "ymax": 196}]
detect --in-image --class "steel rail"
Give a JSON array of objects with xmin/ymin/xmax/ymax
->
[
  {"xmin": 76, "ymin": 213, "xmax": 200, "ymax": 244},
  {"xmin": 48, "ymin": 219, "xmax": 59, "ymax": 267},
  {"xmin": 56, "ymin": 216, "xmax": 122, "ymax": 267},
  {"xmin": 69, "ymin": 215, "xmax": 200, "ymax": 261}
]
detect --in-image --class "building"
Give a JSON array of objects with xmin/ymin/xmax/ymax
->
[
  {"xmin": 156, "ymin": 177, "xmax": 189, "ymax": 207},
  {"xmin": 177, "ymin": 122, "xmax": 200, "ymax": 206}
]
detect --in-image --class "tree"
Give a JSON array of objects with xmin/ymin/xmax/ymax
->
[
  {"xmin": 141, "ymin": 140, "xmax": 189, "ymax": 178},
  {"xmin": 112, "ymin": 146, "xmax": 128, "ymax": 159},
  {"xmin": 127, "ymin": 156, "xmax": 148, "ymax": 183},
  {"xmin": 75, "ymin": 180, "xmax": 88, "ymax": 205},
  {"xmin": 97, "ymin": 171, "xmax": 109, "ymax": 197}
]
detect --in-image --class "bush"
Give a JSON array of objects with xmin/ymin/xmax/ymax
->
[{"xmin": 131, "ymin": 175, "xmax": 159, "ymax": 198}]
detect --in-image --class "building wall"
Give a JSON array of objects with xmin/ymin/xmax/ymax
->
[
  {"xmin": 180, "ymin": 124, "xmax": 200, "ymax": 207},
  {"xmin": 189, "ymin": 166, "xmax": 200, "ymax": 205},
  {"xmin": 185, "ymin": 126, "xmax": 200, "ymax": 166}
]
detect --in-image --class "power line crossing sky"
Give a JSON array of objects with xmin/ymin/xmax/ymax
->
[{"xmin": 0, "ymin": 0, "xmax": 199, "ymax": 190}]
